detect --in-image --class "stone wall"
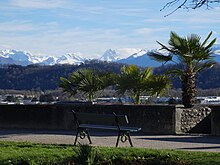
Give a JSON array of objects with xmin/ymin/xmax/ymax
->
[
  {"xmin": 0, "ymin": 104, "xmax": 214, "ymax": 134},
  {"xmin": 0, "ymin": 104, "xmax": 178, "ymax": 134},
  {"xmin": 178, "ymin": 106, "xmax": 211, "ymax": 133}
]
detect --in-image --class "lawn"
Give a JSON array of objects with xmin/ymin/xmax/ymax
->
[{"xmin": 0, "ymin": 141, "xmax": 220, "ymax": 164}]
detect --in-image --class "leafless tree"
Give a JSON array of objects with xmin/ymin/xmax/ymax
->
[{"xmin": 162, "ymin": 0, "xmax": 220, "ymax": 16}]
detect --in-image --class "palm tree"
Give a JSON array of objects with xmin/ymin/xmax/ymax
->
[
  {"xmin": 149, "ymin": 31, "xmax": 216, "ymax": 108},
  {"xmin": 148, "ymin": 74, "xmax": 171, "ymax": 97},
  {"xmin": 116, "ymin": 65, "xmax": 170, "ymax": 104},
  {"xmin": 59, "ymin": 69, "xmax": 115, "ymax": 101}
]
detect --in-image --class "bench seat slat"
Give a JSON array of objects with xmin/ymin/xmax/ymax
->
[
  {"xmin": 79, "ymin": 124, "xmax": 118, "ymax": 130},
  {"xmin": 79, "ymin": 124, "xmax": 141, "ymax": 132},
  {"xmin": 119, "ymin": 126, "xmax": 141, "ymax": 132}
]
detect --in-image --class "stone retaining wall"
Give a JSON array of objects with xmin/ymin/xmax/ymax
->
[
  {"xmin": 178, "ymin": 106, "xmax": 211, "ymax": 133},
  {"xmin": 0, "ymin": 104, "xmax": 178, "ymax": 134},
  {"xmin": 0, "ymin": 104, "xmax": 215, "ymax": 134}
]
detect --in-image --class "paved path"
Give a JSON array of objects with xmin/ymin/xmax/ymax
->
[{"xmin": 0, "ymin": 130, "xmax": 220, "ymax": 152}]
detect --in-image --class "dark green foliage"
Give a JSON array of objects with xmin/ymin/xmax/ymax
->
[
  {"xmin": 0, "ymin": 62, "xmax": 123, "ymax": 90},
  {"xmin": 116, "ymin": 65, "xmax": 170, "ymax": 104},
  {"xmin": 1, "ymin": 60, "xmax": 220, "ymax": 91},
  {"xmin": 59, "ymin": 68, "xmax": 117, "ymax": 101},
  {"xmin": 73, "ymin": 144, "xmax": 99, "ymax": 165}
]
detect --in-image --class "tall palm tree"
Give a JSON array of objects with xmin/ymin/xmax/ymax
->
[
  {"xmin": 59, "ymin": 69, "xmax": 115, "ymax": 101},
  {"xmin": 149, "ymin": 31, "xmax": 216, "ymax": 108},
  {"xmin": 116, "ymin": 65, "xmax": 170, "ymax": 104}
]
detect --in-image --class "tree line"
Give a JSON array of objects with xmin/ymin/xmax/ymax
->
[{"xmin": 0, "ymin": 61, "xmax": 220, "ymax": 91}]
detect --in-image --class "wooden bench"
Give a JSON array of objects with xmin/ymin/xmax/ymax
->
[{"xmin": 72, "ymin": 110, "xmax": 141, "ymax": 147}]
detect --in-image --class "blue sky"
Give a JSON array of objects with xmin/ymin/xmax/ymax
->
[{"xmin": 0, "ymin": 0, "xmax": 219, "ymax": 58}]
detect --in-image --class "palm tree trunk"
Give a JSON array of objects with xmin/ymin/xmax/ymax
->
[
  {"xmin": 133, "ymin": 91, "xmax": 141, "ymax": 104},
  {"xmin": 88, "ymin": 92, "xmax": 94, "ymax": 102},
  {"xmin": 181, "ymin": 71, "xmax": 196, "ymax": 108}
]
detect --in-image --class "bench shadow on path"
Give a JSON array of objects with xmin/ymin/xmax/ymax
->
[
  {"xmin": 137, "ymin": 135, "xmax": 220, "ymax": 151},
  {"xmin": 137, "ymin": 135, "xmax": 220, "ymax": 145}
]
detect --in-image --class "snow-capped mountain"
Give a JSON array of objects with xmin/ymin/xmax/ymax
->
[
  {"xmin": 56, "ymin": 53, "xmax": 86, "ymax": 65},
  {"xmin": 0, "ymin": 49, "xmax": 87, "ymax": 66},
  {"xmin": 1, "ymin": 45, "xmax": 220, "ymax": 67},
  {"xmin": 99, "ymin": 48, "xmax": 141, "ymax": 62},
  {"xmin": 0, "ymin": 49, "xmax": 36, "ymax": 66},
  {"xmin": 118, "ymin": 49, "xmax": 163, "ymax": 67},
  {"xmin": 99, "ymin": 49, "xmax": 121, "ymax": 62}
]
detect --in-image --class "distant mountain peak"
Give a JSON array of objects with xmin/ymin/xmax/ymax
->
[
  {"xmin": 0, "ymin": 49, "xmax": 87, "ymax": 66},
  {"xmin": 0, "ymin": 44, "xmax": 220, "ymax": 67},
  {"xmin": 99, "ymin": 49, "xmax": 121, "ymax": 62}
]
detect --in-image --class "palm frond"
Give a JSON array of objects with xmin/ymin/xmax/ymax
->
[
  {"xmin": 204, "ymin": 38, "xmax": 217, "ymax": 50},
  {"xmin": 195, "ymin": 61, "xmax": 216, "ymax": 73},
  {"xmin": 156, "ymin": 41, "xmax": 172, "ymax": 52},
  {"xmin": 148, "ymin": 52, "xmax": 172, "ymax": 63},
  {"xmin": 165, "ymin": 69, "xmax": 183, "ymax": 76},
  {"xmin": 148, "ymin": 75, "xmax": 171, "ymax": 96},
  {"xmin": 201, "ymin": 31, "xmax": 213, "ymax": 47},
  {"xmin": 142, "ymin": 67, "xmax": 153, "ymax": 80},
  {"xmin": 58, "ymin": 77, "xmax": 77, "ymax": 96}
]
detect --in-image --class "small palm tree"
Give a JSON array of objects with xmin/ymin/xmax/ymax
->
[
  {"xmin": 116, "ymin": 65, "xmax": 170, "ymax": 104},
  {"xmin": 59, "ymin": 69, "xmax": 115, "ymax": 101},
  {"xmin": 148, "ymin": 74, "xmax": 171, "ymax": 97},
  {"xmin": 149, "ymin": 31, "xmax": 216, "ymax": 108}
]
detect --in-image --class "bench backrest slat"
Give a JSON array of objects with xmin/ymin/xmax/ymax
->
[
  {"xmin": 72, "ymin": 111, "xmax": 129, "ymax": 127},
  {"xmin": 114, "ymin": 114, "xmax": 129, "ymax": 125},
  {"xmin": 75, "ymin": 112, "xmax": 116, "ymax": 125}
]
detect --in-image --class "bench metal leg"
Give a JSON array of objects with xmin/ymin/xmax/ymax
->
[
  {"xmin": 116, "ymin": 132, "xmax": 121, "ymax": 147},
  {"xmin": 127, "ymin": 132, "xmax": 133, "ymax": 147},
  {"xmin": 85, "ymin": 129, "xmax": 92, "ymax": 144},
  {"xmin": 74, "ymin": 129, "xmax": 79, "ymax": 145},
  {"xmin": 116, "ymin": 131, "xmax": 133, "ymax": 147},
  {"xmin": 74, "ymin": 128, "xmax": 92, "ymax": 145}
]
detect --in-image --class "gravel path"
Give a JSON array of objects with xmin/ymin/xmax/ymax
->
[{"xmin": 0, "ymin": 129, "xmax": 220, "ymax": 152}]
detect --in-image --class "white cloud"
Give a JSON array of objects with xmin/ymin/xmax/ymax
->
[
  {"xmin": 0, "ymin": 20, "xmax": 59, "ymax": 34},
  {"xmin": 0, "ymin": 21, "xmax": 35, "ymax": 32},
  {"xmin": 0, "ymin": 23, "xmax": 168, "ymax": 58},
  {"xmin": 9, "ymin": 0, "xmax": 67, "ymax": 9},
  {"xmin": 135, "ymin": 27, "xmax": 170, "ymax": 35}
]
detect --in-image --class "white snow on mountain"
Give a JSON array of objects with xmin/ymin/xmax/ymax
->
[
  {"xmin": 130, "ymin": 49, "xmax": 148, "ymax": 58},
  {"xmin": 99, "ymin": 49, "xmax": 121, "ymax": 62},
  {"xmin": 118, "ymin": 49, "xmax": 163, "ymax": 67},
  {"xmin": 0, "ymin": 49, "xmax": 88, "ymax": 66},
  {"xmin": 56, "ymin": 53, "xmax": 86, "ymax": 65},
  {"xmin": 99, "ymin": 48, "xmax": 142, "ymax": 62},
  {"xmin": 114, "ymin": 48, "xmax": 142, "ymax": 59},
  {"xmin": 0, "ymin": 49, "xmax": 34, "ymax": 65},
  {"xmin": 0, "ymin": 45, "xmax": 220, "ymax": 67}
]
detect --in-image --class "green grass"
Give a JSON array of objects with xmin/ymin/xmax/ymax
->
[
  {"xmin": 0, "ymin": 141, "xmax": 220, "ymax": 165},
  {"xmin": 0, "ymin": 141, "xmax": 74, "ymax": 164}
]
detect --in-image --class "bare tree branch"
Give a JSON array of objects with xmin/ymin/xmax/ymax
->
[{"xmin": 162, "ymin": 0, "xmax": 220, "ymax": 16}]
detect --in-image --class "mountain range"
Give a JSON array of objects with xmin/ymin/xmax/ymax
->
[{"xmin": 1, "ymin": 45, "xmax": 220, "ymax": 67}]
